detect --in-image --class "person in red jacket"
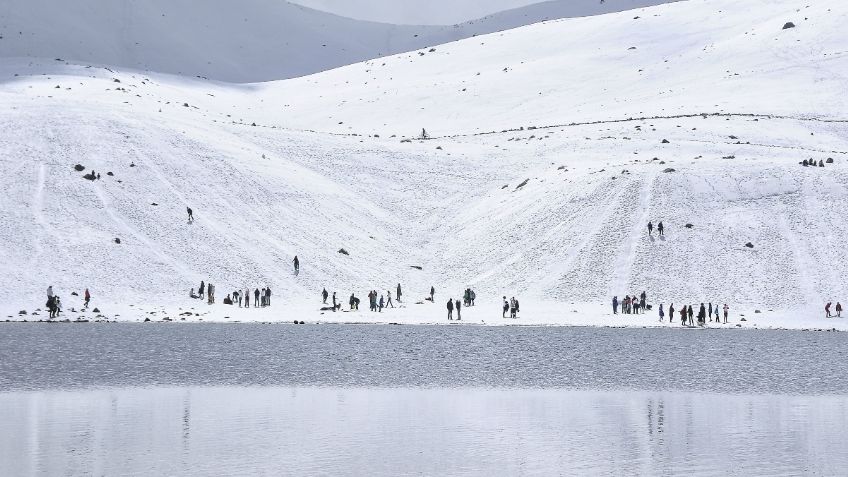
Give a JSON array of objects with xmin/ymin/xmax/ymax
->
[{"xmin": 84, "ymin": 288, "xmax": 91, "ymax": 309}]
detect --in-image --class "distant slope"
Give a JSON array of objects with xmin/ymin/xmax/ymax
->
[
  {"xmin": 0, "ymin": 0, "xmax": 678, "ymax": 82},
  {"xmin": 0, "ymin": 0, "xmax": 846, "ymax": 322}
]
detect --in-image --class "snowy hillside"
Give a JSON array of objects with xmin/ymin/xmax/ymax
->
[
  {"xmin": 1, "ymin": 0, "xmax": 847, "ymax": 326},
  {"xmin": 0, "ymin": 0, "xmax": 677, "ymax": 82}
]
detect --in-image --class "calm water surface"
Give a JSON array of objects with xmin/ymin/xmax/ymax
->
[{"xmin": 1, "ymin": 324, "xmax": 847, "ymax": 476}]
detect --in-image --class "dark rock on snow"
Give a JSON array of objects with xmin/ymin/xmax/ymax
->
[
  {"xmin": 114, "ymin": 238, "xmax": 121, "ymax": 244},
  {"xmin": 826, "ymin": 158, "xmax": 834, "ymax": 164},
  {"xmin": 745, "ymin": 242, "xmax": 754, "ymax": 248},
  {"xmin": 338, "ymin": 248, "xmax": 349, "ymax": 255},
  {"xmin": 663, "ymin": 168, "xmax": 676, "ymax": 173},
  {"xmin": 74, "ymin": 164, "xmax": 85, "ymax": 172},
  {"xmin": 685, "ymin": 223, "xmax": 694, "ymax": 229},
  {"xmin": 782, "ymin": 22, "xmax": 795, "ymax": 29}
]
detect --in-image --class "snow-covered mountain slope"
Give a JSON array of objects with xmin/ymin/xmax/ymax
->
[
  {"xmin": 0, "ymin": 0, "xmax": 677, "ymax": 83},
  {"xmin": 1, "ymin": 0, "xmax": 847, "ymax": 324}
]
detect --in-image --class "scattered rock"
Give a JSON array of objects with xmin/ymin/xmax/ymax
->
[
  {"xmin": 745, "ymin": 242, "xmax": 754, "ymax": 248},
  {"xmin": 144, "ymin": 317, "xmax": 151, "ymax": 322},
  {"xmin": 410, "ymin": 265, "xmax": 423, "ymax": 270},
  {"xmin": 740, "ymin": 317, "xmax": 747, "ymax": 322},
  {"xmin": 685, "ymin": 223, "xmax": 694, "ymax": 229},
  {"xmin": 151, "ymin": 202, "xmax": 158, "ymax": 206},
  {"xmin": 663, "ymin": 168, "xmax": 676, "ymax": 173},
  {"xmin": 18, "ymin": 310, "xmax": 26, "ymax": 315},
  {"xmin": 826, "ymin": 158, "xmax": 834, "ymax": 164},
  {"xmin": 755, "ymin": 310, "xmax": 761, "ymax": 314},
  {"xmin": 515, "ymin": 179, "xmax": 530, "ymax": 190},
  {"xmin": 107, "ymin": 171, "xmax": 114, "ymax": 176},
  {"xmin": 435, "ymin": 146, "xmax": 442, "ymax": 150},
  {"xmin": 71, "ymin": 291, "xmax": 78, "ymax": 296},
  {"xmin": 338, "ymin": 248, "xmax": 349, "ymax": 255},
  {"xmin": 293, "ymin": 320, "xmax": 299, "ymax": 324},
  {"xmin": 114, "ymin": 238, "xmax": 121, "ymax": 244},
  {"xmin": 661, "ymin": 139, "xmax": 670, "ymax": 144},
  {"xmin": 782, "ymin": 22, "xmax": 796, "ymax": 30},
  {"xmin": 74, "ymin": 164, "xmax": 85, "ymax": 172},
  {"xmin": 299, "ymin": 321, "xmax": 305, "ymax": 325},
  {"xmin": 92, "ymin": 308, "xmax": 100, "ymax": 313}
]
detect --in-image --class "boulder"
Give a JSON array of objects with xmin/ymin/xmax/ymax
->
[
  {"xmin": 663, "ymin": 168, "xmax": 676, "ymax": 173},
  {"xmin": 782, "ymin": 22, "xmax": 795, "ymax": 29},
  {"xmin": 338, "ymin": 248, "xmax": 349, "ymax": 255},
  {"xmin": 745, "ymin": 242, "xmax": 754, "ymax": 248},
  {"xmin": 74, "ymin": 164, "xmax": 85, "ymax": 172},
  {"xmin": 826, "ymin": 158, "xmax": 834, "ymax": 164},
  {"xmin": 114, "ymin": 238, "xmax": 121, "ymax": 244},
  {"xmin": 661, "ymin": 139, "xmax": 670, "ymax": 144}
]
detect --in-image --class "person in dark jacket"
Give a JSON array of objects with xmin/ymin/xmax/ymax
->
[
  {"xmin": 447, "ymin": 298, "xmax": 454, "ymax": 320},
  {"xmin": 430, "ymin": 286, "xmax": 435, "ymax": 302},
  {"xmin": 266, "ymin": 288, "xmax": 272, "ymax": 307},
  {"xmin": 332, "ymin": 292, "xmax": 337, "ymax": 309},
  {"xmin": 254, "ymin": 288, "xmax": 260, "ymax": 307},
  {"xmin": 669, "ymin": 304, "xmax": 674, "ymax": 323},
  {"xmin": 648, "ymin": 222, "xmax": 654, "ymax": 236},
  {"xmin": 397, "ymin": 283, "xmax": 402, "ymax": 303},
  {"xmin": 455, "ymin": 298, "xmax": 462, "ymax": 320},
  {"xmin": 503, "ymin": 296, "xmax": 509, "ymax": 318},
  {"xmin": 658, "ymin": 221, "xmax": 664, "ymax": 236},
  {"xmin": 199, "ymin": 281, "xmax": 205, "ymax": 298},
  {"xmin": 687, "ymin": 305, "xmax": 694, "ymax": 326},
  {"xmin": 187, "ymin": 207, "xmax": 193, "ymax": 222},
  {"xmin": 293, "ymin": 256, "xmax": 299, "ymax": 275},
  {"xmin": 322, "ymin": 288, "xmax": 328, "ymax": 304},
  {"xmin": 708, "ymin": 303, "xmax": 713, "ymax": 322},
  {"xmin": 612, "ymin": 296, "xmax": 618, "ymax": 314},
  {"xmin": 698, "ymin": 304, "xmax": 706, "ymax": 325},
  {"xmin": 837, "ymin": 302, "xmax": 843, "ymax": 318}
]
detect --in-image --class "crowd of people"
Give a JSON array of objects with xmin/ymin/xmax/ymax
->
[
  {"xmin": 612, "ymin": 292, "xmax": 647, "ymax": 314},
  {"xmin": 825, "ymin": 302, "xmax": 843, "ymax": 318},
  {"xmin": 43, "ymin": 285, "xmax": 94, "ymax": 319}
]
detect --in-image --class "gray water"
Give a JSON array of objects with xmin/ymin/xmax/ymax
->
[{"xmin": 2, "ymin": 324, "xmax": 848, "ymax": 476}]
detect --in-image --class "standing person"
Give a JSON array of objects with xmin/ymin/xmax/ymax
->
[
  {"xmin": 659, "ymin": 303, "xmax": 665, "ymax": 322},
  {"xmin": 687, "ymin": 305, "xmax": 694, "ymax": 326},
  {"xmin": 379, "ymin": 295, "xmax": 384, "ymax": 313},
  {"xmin": 825, "ymin": 302, "xmax": 832, "ymax": 318},
  {"xmin": 47, "ymin": 285, "xmax": 54, "ymax": 300},
  {"xmin": 503, "ymin": 296, "xmax": 509, "ymax": 318},
  {"xmin": 293, "ymin": 255, "xmax": 299, "ymax": 276},
  {"xmin": 723, "ymin": 304, "xmax": 729, "ymax": 323},
  {"xmin": 470, "ymin": 290, "xmax": 476, "ymax": 306},
  {"xmin": 84, "ymin": 288, "xmax": 91, "ymax": 309},
  {"xmin": 254, "ymin": 288, "xmax": 260, "ymax": 307},
  {"xmin": 55, "ymin": 297, "xmax": 62, "ymax": 316},
  {"xmin": 332, "ymin": 292, "xmax": 337, "ymax": 310},
  {"xmin": 714, "ymin": 306, "xmax": 719, "ymax": 322},
  {"xmin": 322, "ymin": 288, "xmax": 328, "ymax": 304},
  {"xmin": 510, "ymin": 297, "xmax": 517, "ymax": 319},
  {"xmin": 349, "ymin": 293, "xmax": 356, "ymax": 310},
  {"xmin": 267, "ymin": 288, "xmax": 272, "ymax": 307},
  {"xmin": 669, "ymin": 304, "xmax": 675, "ymax": 323},
  {"xmin": 612, "ymin": 296, "xmax": 619, "ymax": 314},
  {"xmin": 623, "ymin": 296, "xmax": 630, "ymax": 314},
  {"xmin": 236, "ymin": 291, "xmax": 242, "ymax": 307},
  {"xmin": 455, "ymin": 298, "xmax": 462, "ymax": 321},
  {"xmin": 397, "ymin": 283, "xmax": 402, "ymax": 303},
  {"xmin": 199, "ymin": 281, "xmax": 205, "ymax": 299},
  {"xmin": 430, "ymin": 286, "xmax": 435, "ymax": 302},
  {"xmin": 837, "ymin": 302, "xmax": 843, "ymax": 318},
  {"xmin": 244, "ymin": 288, "xmax": 250, "ymax": 308},
  {"xmin": 698, "ymin": 304, "xmax": 706, "ymax": 326},
  {"xmin": 679, "ymin": 306, "xmax": 687, "ymax": 326},
  {"xmin": 708, "ymin": 303, "xmax": 713, "ymax": 322},
  {"xmin": 386, "ymin": 291, "xmax": 394, "ymax": 308},
  {"xmin": 260, "ymin": 288, "xmax": 266, "ymax": 307},
  {"xmin": 447, "ymin": 298, "xmax": 454, "ymax": 320},
  {"xmin": 187, "ymin": 207, "xmax": 193, "ymax": 222},
  {"xmin": 658, "ymin": 221, "xmax": 664, "ymax": 236},
  {"xmin": 648, "ymin": 222, "xmax": 654, "ymax": 236}
]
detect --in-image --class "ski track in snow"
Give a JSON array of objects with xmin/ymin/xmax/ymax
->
[{"xmin": 610, "ymin": 172, "xmax": 656, "ymax": 296}]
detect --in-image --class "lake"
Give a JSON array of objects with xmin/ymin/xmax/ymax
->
[{"xmin": 2, "ymin": 324, "xmax": 847, "ymax": 475}]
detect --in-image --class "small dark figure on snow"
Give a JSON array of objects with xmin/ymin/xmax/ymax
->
[
  {"xmin": 669, "ymin": 304, "xmax": 675, "ymax": 323},
  {"xmin": 199, "ymin": 281, "xmax": 205, "ymax": 298},
  {"xmin": 836, "ymin": 302, "xmax": 843, "ymax": 318},
  {"xmin": 612, "ymin": 296, "xmax": 618, "ymax": 314},
  {"xmin": 187, "ymin": 207, "xmax": 193, "ymax": 222},
  {"xmin": 503, "ymin": 296, "xmax": 509, "ymax": 318},
  {"xmin": 455, "ymin": 298, "xmax": 462, "ymax": 320},
  {"xmin": 332, "ymin": 292, "xmax": 337, "ymax": 309},
  {"xmin": 648, "ymin": 222, "xmax": 654, "ymax": 236},
  {"xmin": 293, "ymin": 255, "xmax": 300, "ymax": 275},
  {"xmin": 430, "ymin": 286, "xmax": 435, "ymax": 302},
  {"xmin": 826, "ymin": 302, "xmax": 832, "ymax": 318},
  {"xmin": 658, "ymin": 222, "xmax": 664, "ymax": 236},
  {"xmin": 397, "ymin": 283, "xmax": 402, "ymax": 303},
  {"xmin": 687, "ymin": 305, "xmax": 694, "ymax": 326},
  {"xmin": 84, "ymin": 288, "xmax": 91, "ymax": 309},
  {"xmin": 322, "ymin": 288, "xmax": 328, "ymax": 304},
  {"xmin": 447, "ymin": 298, "xmax": 454, "ymax": 320},
  {"xmin": 254, "ymin": 288, "xmax": 260, "ymax": 307}
]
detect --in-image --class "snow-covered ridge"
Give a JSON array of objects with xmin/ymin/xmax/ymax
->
[
  {"xmin": 1, "ymin": 0, "xmax": 847, "ymax": 328},
  {"xmin": 0, "ymin": 0, "xmax": 678, "ymax": 82}
]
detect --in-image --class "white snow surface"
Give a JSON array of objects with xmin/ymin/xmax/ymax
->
[
  {"xmin": 0, "ymin": 0, "xmax": 677, "ymax": 83},
  {"xmin": 1, "ymin": 0, "xmax": 848, "ymax": 329}
]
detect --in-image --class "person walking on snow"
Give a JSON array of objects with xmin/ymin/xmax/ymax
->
[
  {"xmin": 679, "ymin": 306, "xmax": 687, "ymax": 326},
  {"xmin": 266, "ymin": 288, "xmax": 272, "ymax": 307},
  {"xmin": 332, "ymin": 292, "xmax": 337, "ymax": 309},
  {"xmin": 244, "ymin": 288, "xmax": 250, "ymax": 308},
  {"xmin": 254, "ymin": 288, "xmax": 260, "ymax": 307},
  {"xmin": 714, "ymin": 305, "xmax": 719, "ymax": 322},
  {"xmin": 187, "ymin": 207, "xmax": 193, "ymax": 222},
  {"xmin": 648, "ymin": 221, "xmax": 654, "ymax": 236},
  {"xmin": 322, "ymin": 288, "xmax": 328, "ymax": 304},
  {"xmin": 698, "ymin": 304, "xmax": 706, "ymax": 326},
  {"xmin": 455, "ymin": 298, "xmax": 462, "ymax": 320},
  {"xmin": 84, "ymin": 288, "xmax": 91, "ymax": 309},
  {"xmin": 612, "ymin": 296, "xmax": 618, "ymax": 314},
  {"xmin": 397, "ymin": 283, "xmax": 402, "ymax": 303},
  {"xmin": 447, "ymin": 298, "xmax": 454, "ymax": 320},
  {"xmin": 386, "ymin": 291, "xmax": 394, "ymax": 308},
  {"xmin": 825, "ymin": 302, "xmax": 832, "ymax": 318},
  {"xmin": 503, "ymin": 297, "xmax": 509, "ymax": 318},
  {"xmin": 669, "ymin": 304, "xmax": 674, "ymax": 323},
  {"xmin": 430, "ymin": 286, "xmax": 435, "ymax": 302},
  {"xmin": 708, "ymin": 303, "xmax": 713, "ymax": 322},
  {"xmin": 379, "ymin": 295, "xmax": 384, "ymax": 313},
  {"xmin": 836, "ymin": 302, "xmax": 843, "ymax": 318},
  {"xmin": 723, "ymin": 304, "xmax": 729, "ymax": 323},
  {"xmin": 293, "ymin": 256, "xmax": 299, "ymax": 276},
  {"xmin": 659, "ymin": 303, "xmax": 664, "ymax": 322},
  {"xmin": 687, "ymin": 305, "xmax": 694, "ymax": 326},
  {"xmin": 658, "ymin": 221, "xmax": 664, "ymax": 236},
  {"xmin": 199, "ymin": 281, "xmax": 205, "ymax": 299}
]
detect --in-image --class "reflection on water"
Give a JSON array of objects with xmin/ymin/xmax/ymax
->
[{"xmin": 2, "ymin": 387, "xmax": 846, "ymax": 476}]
